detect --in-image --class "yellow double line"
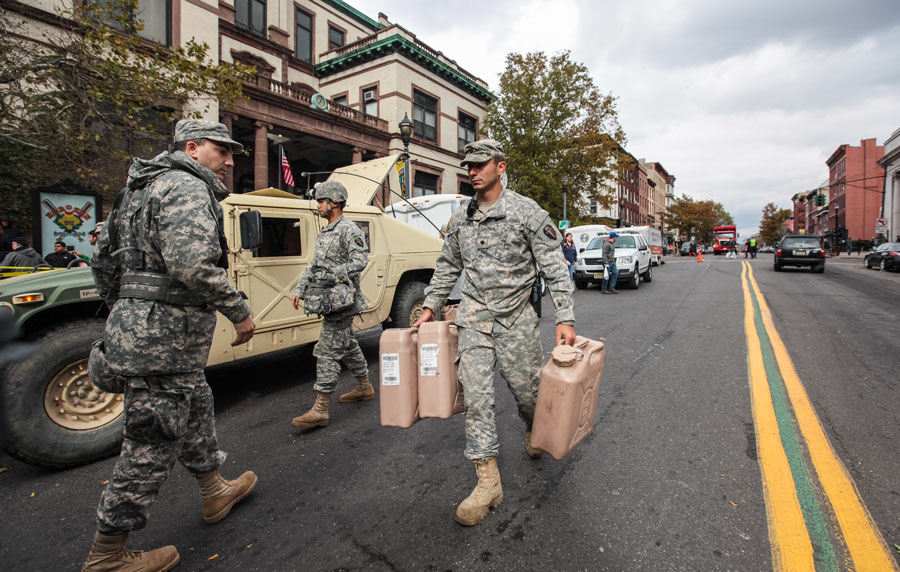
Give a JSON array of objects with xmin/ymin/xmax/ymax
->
[{"xmin": 741, "ymin": 261, "xmax": 898, "ymax": 572}]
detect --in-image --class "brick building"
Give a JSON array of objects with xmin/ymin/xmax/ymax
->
[
  {"xmin": 11, "ymin": 0, "xmax": 492, "ymax": 204},
  {"xmin": 825, "ymin": 138, "xmax": 885, "ymax": 243}
]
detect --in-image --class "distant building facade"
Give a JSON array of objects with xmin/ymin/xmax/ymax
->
[
  {"xmin": 825, "ymin": 138, "xmax": 885, "ymax": 243},
  {"xmin": 11, "ymin": 0, "xmax": 492, "ymax": 205},
  {"xmin": 878, "ymin": 126, "xmax": 900, "ymax": 242}
]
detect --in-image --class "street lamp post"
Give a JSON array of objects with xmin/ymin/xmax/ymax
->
[
  {"xmin": 399, "ymin": 113, "xmax": 413, "ymax": 198},
  {"xmin": 561, "ymin": 175, "xmax": 569, "ymax": 222}
]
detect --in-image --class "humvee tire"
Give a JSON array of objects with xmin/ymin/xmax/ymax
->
[
  {"xmin": 389, "ymin": 281, "xmax": 427, "ymax": 328},
  {"xmin": 2, "ymin": 318, "xmax": 124, "ymax": 468}
]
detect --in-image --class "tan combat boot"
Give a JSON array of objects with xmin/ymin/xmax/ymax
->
[
  {"xmin": 525, "ymin": 427, "xmax": 544, "ymax": 459},
  {"xmin": 81, "ymin": 531, "xmax": 179, "ymax": 572},
  {"xmin": 339, "ymin": 374, "xmax": 375, "ymax": 403},
  {"xmin": 455, "ymin": 458, "xmax": 503, "ymax": 526},
  {"xmin": 291, "ymin": 391, "xmax": 330, "ymax": 427},
  {"xmin": 196, "ymin": 468, "xmax": 258, "ymax": 525}
]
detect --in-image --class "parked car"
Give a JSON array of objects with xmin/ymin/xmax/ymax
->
[
  {"xmin": 863, "ymin": 242, "xmax": 900, "ymax": 272},
  {"xmin": 679, "ymin": 242, "xmax": 692, "ymax": 256},
  {"xmin": 573, "ymin": 234, "xmax": 653, "ymax": 290},
  {"xmin": 774, "ymin": 235, "xmax": 826, "ymax": 273}
]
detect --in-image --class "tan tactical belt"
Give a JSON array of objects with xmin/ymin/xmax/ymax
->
[{"xmin": 119, "ymin": 271, "xmax": 204, "ymax": 306}]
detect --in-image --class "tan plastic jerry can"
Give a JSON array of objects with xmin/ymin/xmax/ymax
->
[
  {"xmin": 530, "ymin": 336, "xmax": 606, "ymax": 460},
  {"xmin": 416, "ymin": 321, "xmax": 465, "ymax": 419},
  {"xmin": 379, "ymin": 328, "xmax": 419, "ymax": 428}
]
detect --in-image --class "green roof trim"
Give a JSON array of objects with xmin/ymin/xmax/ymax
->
[
  {"xmin": 321, "ymin": 0, "xmax": 383, "ymax": 31},
  {"xmin": 315, "ymin": 34, "xmax": 494, "ymax": 102}
]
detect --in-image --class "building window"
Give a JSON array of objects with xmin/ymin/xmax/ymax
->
[
  {"xmin": 362, "ymin": 87, "xmax": 377, "ymax": 117},
  {"xmin": 99, "ymin": 0, "xmax": 171, "ymax": 46},
  {"xmin": 590, "ymin": 197, "xmax": 598, "ymax": 214},
  {"xmin": 458, "ymin": 112, "xmax": 477, "ymax": 154},
  {"xmin": 413, "ymin": 90, "xmax": 437, "ymax": 142},
  {"xmin": 235, "ymin": 0, "xmax": 266, "ymax": 36},
  {"xmin": 333, "ymin": 95, "xmax": 348, "ymax": 107},
  {"xmin": 413, "ymin": 172, "xmax": 439, "ymax": 197},
  {"xmin": 329, "ymin": 26, "xmax": 345, "ymax": 50},
  {"xmin": 295, "ymin": 9, "xmax": 312, "ymax": 63}
]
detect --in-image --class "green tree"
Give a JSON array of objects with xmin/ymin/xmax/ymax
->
[
  {"xmin": 482, "ymin": 51, "xmax": 626, "ymax": 224},
  {"xmin": 664, "ymin": 195, "xmax": 734, "ymax": 243},
  {"xmin": 0, "ymin": 0, "xmax": 253, "ymax": 227},
  {"xmin": 759, "ymin": 202, "xmax": 792, "ymax": 245}
]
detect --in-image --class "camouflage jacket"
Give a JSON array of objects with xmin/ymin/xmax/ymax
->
[
  {"xmin": 423, "ymin": 188, "xmax": 575, "ymax": 333},
  {"xmin": 292, "ymin": 214, "xmax": 368, "ymax": 319},
  {"xmin": 92, "ymin": 151, "xmax": 251, "ymax": 375}
]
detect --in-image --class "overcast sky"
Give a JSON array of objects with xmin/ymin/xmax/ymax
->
[{"xmin": 351, "ymin": 0, "xmax": 900, "ymax": 238}]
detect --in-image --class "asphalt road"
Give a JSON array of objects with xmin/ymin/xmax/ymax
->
[{"xmin": 1, "ymin": 253, "xmax": 898, "ymax": 571}]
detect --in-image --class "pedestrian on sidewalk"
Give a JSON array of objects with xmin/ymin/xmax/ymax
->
[
  {"xmin": 290, "ymin": 180, "xmax": 372, "ymax": 428},
  {"xmin": 601, "ymin": 232, "xmax": 619, "ymax": 293},
  {"xmin": 413, "ymin": 139, "xmax": 576, "ymax": 527},
  {"xmin": 83, "ymin": 120, "xmax": 257, "ymax": 572},
  {"xmin": 846, "ymin": 239, "xmax": 853, "ymax": 256},
  {"xmin": 562, "ymin": 232, "xmax": 577, "ymax": 280}
]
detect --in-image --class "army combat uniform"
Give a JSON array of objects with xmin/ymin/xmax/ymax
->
[
  {"xmin": 91, "ymin": 147, "xmax": 252, "ymax": 535},
  {"xmin": 292, "ymin": 213, "xmax": 369, "ymax": 394},
  {"xmin": 423, "ymin": 188, "xmax": 575, "ymax": 461}
]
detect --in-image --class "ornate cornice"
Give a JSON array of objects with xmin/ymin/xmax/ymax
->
[
  {"xmin": 321, "ymin": 0, "xmax": 383, "ymax": 32},
  {"xmin": 315, "ymin": 35, "xmax": 494, "ymax": 103}
]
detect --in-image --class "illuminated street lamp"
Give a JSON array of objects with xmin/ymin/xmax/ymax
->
[{"xmin": 399, "ymin": 113, "xmax": 413, "ymax": 198}]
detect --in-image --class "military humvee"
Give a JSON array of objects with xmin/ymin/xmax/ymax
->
[{"xmin": 0, "ymin": 155, "xmax": 443, "ymax": 468}]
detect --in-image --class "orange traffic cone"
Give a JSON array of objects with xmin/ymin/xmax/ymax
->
[{"xmin": 697, "ymin": 251, "xmax": 704, "ymax": 262}]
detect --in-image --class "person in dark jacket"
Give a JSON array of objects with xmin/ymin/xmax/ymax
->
[
  {"xmin": 0, "ymin": 241, "xmax": 47, "ymax": 270},
  {"xmin": 561, "ymin": 232, "xmax": 577, "ymax": 280},
  {"xmin": 44, "ymin": 241, "xmax": 77, "ymax": 268},
  {"xmin": 0, "ymin": 215, "xmax": 23, "ymax": 260}
]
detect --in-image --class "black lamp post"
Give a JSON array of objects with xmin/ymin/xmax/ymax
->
[
  {"xmin": 399, "ymin": 113, "xmax": 413, "ymax": 198},
  {"xmin": 561, "ymin": 175, "xmax": 569, "ymax": 222}
]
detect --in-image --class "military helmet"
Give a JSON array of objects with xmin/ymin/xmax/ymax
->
[{"xmin": 315, "ymin": 181, "xmax": 348, "ymax": 204}]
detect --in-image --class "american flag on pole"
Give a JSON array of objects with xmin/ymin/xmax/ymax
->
[{"xmin": 280, "ymin": 145, "xmax": 295, "ymax": 187}]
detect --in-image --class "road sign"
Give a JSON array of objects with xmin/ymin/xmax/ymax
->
[
  {"xmin": 875, "ymin": 218, "xmax": 887, "ymax": 227},
  {"xmin": 558, "ymin": 220, "xmax": 570, "ymax": 230}
]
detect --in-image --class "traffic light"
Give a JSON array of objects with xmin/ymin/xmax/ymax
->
[{"xmin": 814, "ymin": 194, "xmax": 826, "ymax": 206}]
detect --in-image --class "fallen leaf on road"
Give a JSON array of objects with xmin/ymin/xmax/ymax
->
[
  {"xmin": 599, "ymin": 337, "xmax": 606, "ymax": 341},
  {"xmin": 291, "ymin": 439, "xmax": 296, "ymax": 444},
  {"xmin": 598, "ymin": 546, "xmax": 605, "ymax": 553},
  {"xmin": 100, "ymin": 480, "xmax": 109, "ymax": 485},
  {"xmin": 320, "ymin": 453, "xmax": 325, "ymax": 456},
  {"xmin": 729, "ymin": 501, "xmax": 738, "ymax": 508},
  {"xmin": 189, "ymin": 547, "xmax": 195, "ymax": 552},
  {"xmin": 30, "ymin": 492, "xmax": 35, "ymax": 497},
  {"xmin": 246, "ymin": 544, "xmax": 253, "ymax": 549},
  {"xmin": 0, "ymin": 467, "xmax": 8, "ymax": 473},
  {"xmin": 894, "ymin": 543, "xmax": 900, "ymax": 554},
  {"xmin": 208, "ymin": 554, "xmax": 218, "ymax": 560}
]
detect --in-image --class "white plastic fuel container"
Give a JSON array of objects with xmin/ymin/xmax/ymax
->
[
  {"xmin": 416, "ymin": 321, "xmax": 464, "ymax": 419},
  {"xmin": 379, "ymin": 328, "xmax": 419, "ymax": 428},
  {"xmin": 530, "ymin": 336, "xmax": 606, "ymax": 459}
]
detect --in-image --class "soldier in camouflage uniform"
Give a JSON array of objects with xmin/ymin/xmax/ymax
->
[
  {"xmin": 82, "ymin": 120, "xmax": 258, "ymax": 572},
  {"xmin": 290, "ymin": 181, "xmax": 371, "ymax": 428},
  {"xmin": 414, "ymin": 139, "xmax": 576, "ymax": 527}
]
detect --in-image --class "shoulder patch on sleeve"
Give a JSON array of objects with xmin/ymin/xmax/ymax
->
[
  {"xmin": 543, "ymin": 224, "xmax": 558, "ymax": 241},
  {"xmin": 355, "ymin": 236, "xmax": 365, "ymax": 248}
]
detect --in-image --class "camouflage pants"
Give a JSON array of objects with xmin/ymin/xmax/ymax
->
[
  {"xmin": 457, "ymin": 309, "xmax": 543, "ymax": 460},
  {"xmin": 96, "ymin": 371, "xmax": 225, "ymax": 534},
  {"xmin": 312, "ymin": 316, "xmax": 368, "ymax": 394}
]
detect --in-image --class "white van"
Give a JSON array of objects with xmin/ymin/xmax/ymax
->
[
  {"xmin": 616, "ymin": 226, "xmax": 664, "ymax": 266},
  {"xmin": 385, "ymin": 194, "xmax": 469, "ymax": 239},
  {"xmin": 573, "ymin": 233, "xmax": 653, "ymax": 290},
  {"xmin": 567, "ymin": 224, "xmax": 614, "ymax": 253}
]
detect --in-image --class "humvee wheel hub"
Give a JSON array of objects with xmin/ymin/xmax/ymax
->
[{"xmin": 43, "ymin": 359, "xmax": 123, "ymax": 431}]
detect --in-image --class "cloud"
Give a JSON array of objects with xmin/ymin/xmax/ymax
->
[{"xmin": 349, "ymin": 0, "xmax": 900, "ymax": 235}]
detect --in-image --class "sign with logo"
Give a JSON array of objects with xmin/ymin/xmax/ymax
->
[
  {"xmin": 875, "ymin": 218, "xmax": 887, "ymax": 227},
  {"xmin": 558, "ymin": 220, "xmax": 570, "ymax": 230},
  {"xmin": 30, "ymin": 182, "xmax": 102, "ymax": 255}
]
